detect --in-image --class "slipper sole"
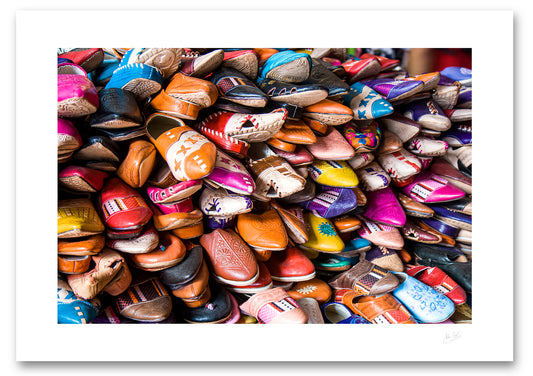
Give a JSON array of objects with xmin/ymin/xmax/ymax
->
[{"xmin": 266, "ymin": 57, "xmax": 310, "ymax": 83}]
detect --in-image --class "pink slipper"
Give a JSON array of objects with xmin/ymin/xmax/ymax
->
[
  {"xmin": 401, "ymin": 171, "xmax": 466, "ymax": 203},
  {"xmin": 58, "ymin": 62, "xmax": 99, "ymax": 117}
]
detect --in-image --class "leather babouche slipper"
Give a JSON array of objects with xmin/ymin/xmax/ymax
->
[
  {"xmin": 296, "ymin": 297, "xmax": 324, "ymax": 324},
  {"xmin": 58, "ymin": 254, "xmax": 92, "ymax": 275},
  {"xmin": 116, "ymin": 140, "xmax": 157, "ymax": 188},
  {"xmin": 211, "ymin": 66, "xmax": 268, "ymax": 108},
  {"xmin": 348, "ymin": 152, "xmax": 375, "ymax": 171},
  {"xmin": 441, "ymin": 66, "xmax": 472, "ymax": 87},
  {"xmin": 343, "ymin": 81, "xmax": 394, "ymax": 120},
  {"xmin": 341, "ymin": 56, "xmax": 382, "ymax": 83},
  {"xmin": 113, "ymin": 275, "xmax": 173, "ymax": 323},
  {"xmin": 405, "ymin": 265, "xmax": 467, "ymax": 305},
  {"xmin": 235, "ymin": 209, "xmax": 289, "ymax": 251},
  {"xmin": 73, "ymin": 135, "xmax": 121, "ymax": 163},
  {"xmin": 342, "ymin": 292, "xmax": 417, "ymax": 324},
  {"xmin": 305, "ymin": 127, "xmax": 354, "ymax": 160},
  {"xmin": 430, "ymin": 205, "xmax": 472, "ymax": 231},
  {"xmin": 363, "ymin": 246, "xmax": 404, "ymax": 272},
  {"xmin": 303, "ymin": 99, "xmax": 354, "ymax": 126},
  {"xmin": 396, "ymin": 192, "xmax": 434, "ymax": 218},
  {"xmin": 343, "ymin": 120, "xmax": 381, "ymax": 153},
  {"xmin": 441, "ymin": 122, "xmax": 472, "ymax": 147},
  {"xmin": 272, "ymin": 119, "xmax": 317, "ymax": 145},
  {"xmin": 58, "ymin": 48, "xmax": 104, "ymax": 73},
  {"xmin": 359, "ymin": 53, "xmax": 400, "ymax": 72},
  {"xmin": 391, "ymin": 271, "xmax": 455, "ymax": 323},
  {"xmin": 333, "ymin": 216, "xmax": 362, "ymax": 233},
  {"xmin": 401, "ymin": 171, "xmax": 465, "ymax": 203},
  {"xmin": 99, "ymin": 177, "xmax": 153, "ymax": 231},
  {"xmin": 269, "ymin": 201, "xmax": 309, "ymax": 244},
  {"xmin": 360, "ymin": 77, "xmax": 424, "ymax": 102},
  {"xmin": 199, "ymin": 186, "xmax": 253, "ymax": 217},
  {"xmin": 150, "ymin": 202, "xmax": 203, "ymax": 232},
  {"xmin": 264, "ymin": 246, "xmax": 316, "ymax": 282},
  {"xmin": 128, "ymin": 231, "xmax": 186, "ymax": 271},
  {"xmin": 376, "ymin": 130, "xmax": 403, "ymax": 155},
  {"xmin": 403, "ymin": 98, "xmax": 452, "ymax": 132},
  {"xmin": 257, "ymin": 78, "xmax": 328, "ymax": 107},
  {"xmin": 270, "ymin": 145, "xmax": 314, "ymax": 167},
  {"xmin": 146, "ymin": 112, "xmax": 216, "ymax": 181},
  {"xmin": 160, "ymin": 244, "xmax": 203, "ymax": 290},
  {"xmin": 362, "ymin": 187, "xmax": 406, "ymax": 227},
  {"xmin": 377, "ymin": 148, "xmax": 422, "ymax": 181},
  {"xmin": 406, "ymin": 136, "xmax": 448, "ymax": 158},
  {"xmin": 105, "ymin": 62, "xmax": 163, "ymax": 101},
  {"xmin": 58, "ymin": 62, "xmax": 99, "ymax": 118},
  {"xmin": 301, "ymin": 185, "xmax": 358, "ymax": 219},
  {"xmin": 377, "ymin": 113, "xmax": 421, "ymax": 143},
  {"xmin": 438, "ymin": 196, "xmax": 472, "ymax": 216},
  {"xmin": 357, "ymin": 162, "xmax": 390, "ymax": 192},
  {"xmin": 321, "ymin": 301, "xmax": 371, "ymax": 324},
  {"xmin": 59, "ymin": 165, "xmax": 109, "ymax": 193},
  {"xmin": 431, "ymin": 75, "xmax": 461, "ymax": 110},
  {"xmin": 58, "ymin": 233, "xmax": 105, "ymax": 256},
  {"xmin": 259, "ymin": 50, "xmax": 312, "ymax": 83},
  {"xmin": 328, "ymin": 259, "xmax": 399, "ymax": 298},
  {"xmin": 226, "ymin": 262, "xmax": 273, "ymax": 295},
  {"xmin": 203, "ymin": 150, "xmax": 256, "ymax": 195},
  {"xmin": 239, "ymin": 286, "xmax": 309, "ymax": 324},
  {"xmin": 430, "ymin": 157, "xmax": 472, "ymax": 194},
  {"xmin": 106, "ymin": 224, "xmax": 159, "ymax": 254},
  {"xmin": 308, "ymin": 160, "xmax": 359, "ymax": 188},
  {"xmin": 57, "ymin": 275, "xmax": 101, "ymax": 324},
  {"xmin": 181, "ymin": 281, "xmax": 233, "ymax": 324},
  {"xmin": 89, "ymin": 88, "xmax": 143, "ymax": 129},
  {"xmin": 58, "ymin": 118, "xmax": 83, "ymax": 161},
  {"xmin": 401, "ymin": 219, "xmax": 442, "ymax": 244},
  {"xmin": 119, "ymin": 48, "xmax": 183, "ymax": 79},
  {"xmin": 300, "ymin": 57, "xmax": 350, "ymax": 97},
  {"xmin": 58, "ymin": 198, "xmax": 105, "ymax": 238},
  {"xmin": 200, "ymin": 229, "xmax": 259, "ymax": 287},
  {"xmin": 222, "ymin": 49, "xmax": 259, "ymax": 80},
  {"xmin": 67, "ymin": 248, "xmax": 129, "ymax": 300},
  {"xmin": 146, "ymin": 180, "xmax": 203, "ymax": 204},
  {"xmin": 170, "ymin": 260, "xmax": 212, "ymax": 308},
  {"xmin": 299, "ymin": 212, "xmax": 345, "ymax": 254},
  {"xmin": 356, "ymin": 216, "xmax": 405, "ymax": 250},
  {"xmin": 179, "ymin": 49, "xmax": 224, "ymax": 78},
  {"xmin": 287, "ymin": 277, "xmax": 332, "ymax": 304}
]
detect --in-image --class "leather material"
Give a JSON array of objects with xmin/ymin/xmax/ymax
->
[
  {"xmin": 441, "ymin": 123, "xmax": 472, "ymax": 146},
  {"xmin": 377, "ymin": 148, "xmax": 422, "ymax": 180},
  {"xmin": 396, "ymin": 193, "xmax": 434, "ymax": 217},
  {"xmin": 146, "ymin": 180, "xmax": 202, "ymax": 205},
  {"xmin": 407, "ymin": 137, "xmax": 449, "ymax": 157},
  {"xmin": 266, "ymin": 137, "xmax": 297, "ymax": 152},
  {"xmin": 73, "ymin": 135, "xmax": 121, "ymax": 163},
  {"xmin": 363, "ymin": 246, "xmax": 404, "ymax": 272},
  {"xmin": 333, "ymin": 216, "xmax": 362, "ymax": 233},
  {"xmin": 300, "ymin": 212, "xmax": 345, "ymax": 253},
  {"xmin": 170, "ymin": 261, "xmax": 211, "ymax": 307},
  {"xmin": 270, "ymin": 201, "xmax": 309, "ymax": 244},
  {"xmin": 343, "ymin": 81, "xmax": 393, "ymax": 120},
  {"xmin": 343, "ymin": 120, "xmax": 381, "ymax": 153},
  {"xmin": 226, "ymin": 262, "xmax": 273, "ymax": 294},
  {"xmin": 297, "ymin": 297, "xmax": 326, "ymax": 324},
  {"xmin": 106, "ymin": 224, "xmax": 160, "ymax": 254},
  {"xmin": 302, "ymin": 117, "xmax": 328, "ymax": 135},
  {"xmin": 58, "ymin": 63, "xmax": 99, "ymax": 117},
  {"xmin": 57, "ymin": 275, "xmax": 100, "ymax": 324},
  {"xmin": 356, "ymin": 216, "xmax": 405, "ymax": 250},
  {"xmin": 59, "ymin": 48, "xmax": 104, "ymax": 73},
  {"xmin": 144, "ymin": 156, "xmax": 179, "ymax": 188},
  {"xmin": 180, "ymin": 49, "xmax": 224, "ymax": 78},
  {"xmin": 58, "ymin": 198, "xmax": 105, "ymax": 238},
  {"xmin": 149, "ymin": 92, "xmax": 202, "ymax": 121},
  {"xmin": 89, "ymin": 88, "xmax": 143, "ymax": 129},
  {"xmin": 146, "ymin": 113, "xmax": 216, "ymax": 181},
  {"xmin": 171, "ymin": 221, "xmax": 204, "ymax": 239},
  {"xmin": 377, "ymin": 113, "xmax": 421, "ymax": 143},
  {"xmin": 274, "ymin": 119, "xmax": 317, "ymax": 145},
  {"xmin": 199, "ymin": 186, "xmax": 253, "ymax": 217},
  {"xmin": 301, "ymin": 58, "xmax": 350, "ymax": 97},
  {"xmin": 401, "ymin": 171, "xmax": 465, "ymax": 203},
  {"xmin": 160, "ymin": 245, "xmax": 203, "ymax": 289},
  {"xmin": 239, "ymin": 287, "xmax": 308, "ymax": 324},
  {"xmin": 431, "ymin": 206, "xmax": 472, "ymax": 231},
  {"xmin": 361, "ymin": 77, "xmax": 424, "ymax": 102},
  {"xmin": 158, "ymin": 72, "xmax": 218, "ymax": 108},
  {"xmin": 439, "ymin": 197, "xmax": 472, "ymax": 216},
  {"xmin": 58, "ymin": 255, "xmax": 91, "ymax": 274},
  {"xmin": 321, "ymin": 302, "xmax": 371, "ymax": 324},
  {"xmin": 391, "ymin": 272, "xmax": 455, "ymax": 323},
  {"xmin": 58, "ymin": 118, "xmax": 82, "ymax": 156},
  {"xmin": 105, "ymin": 62, "xmax": 163, "ymax": 101},
  {"xmin": 357, "ymin": 162, "xmax": 390, "ymax": 191},
  {"xmin": 303, "ymin": 99, "xmax": 354, "ymax": 126},
  {"xmin": 401, "ymin": 220, "xmax": 442, "ymax": 244},
  {"xmin": 406, "ymin": 265, "xmax": 467, "ymax": 305},
  {"xmin": 58, "ymin": 165, "xmax": 109, "ymax": 193},
  {"xmin": 181, "ymin": 282, "xmax": 232, "ymax": 324},
  {"xmin": 117, "ymin": 140, "xmax": 157, "ymax": 188},
  {"xmin": 328, "ymin": 259, "xmax": 400, "ymax": 297},
  {"xmin": 343, "ymin": 292, "xmax": 416, "ymax": 324},
  {"xmin": 150, "ymin": 203, "xmax": 203, "ymax": 231},
  {"xmin": 204, "ymin": 150, "xmax": 256, "ymax": 195},
  {"xmin": 302, "ymin": 185, "xmax": 358, "ymax": 219},
  {"xmin": 287, "ymin": 277, "xmax": 332, "ymax": 304},
  {"xmin": 99, "ymin": 177, "xmax": 153, "ymax": 231},
  {"xmin": 403, "ymin": 98, "xmax": 452, "ymax": 131},
  {"xmin": 363, "ymin": 187, "xmax": 406, "ymax": 227},
  {"xmin": 236, "ymin": 209, "xmax": 289, "ymax": 251},
  {"xmin": 200, "ymin": 229, "xmax": 259, "ymax": 286},
  {"xmin": 260, "ymin": 50, "xmax": 312, "ymax": 83},
  {"xmin": 271, "ymin": 145, "xmax": 314, "ymax": 166},
  {"xmin": 58, "ymin": 234, "xmax": 105, "ymax": 256},
  {"xmin": 211, "ymin": 67, "xmax": 267, "ymax": 107},
  {"xmin": 430, "ymin": 157, "xmax": 472, "ymax": 193},
  {"xmin": 120, "ymin": 48, "xmax": 182, "ymax": 78},
  {"xmin": 278, "ymin": 178, "xmax": 316, "ymax": 204},
  {"xmin": 306, "ymin": 127, "xmax": 355, "ymax": 160},
  {"xmin": 348, "ymin": 152, "xmax": 374, "ymax": 170},
  {"xmin": 257, "ymin": 78, "xmax": 328, "ymax": 107},
  {"xmin": 342, "ymin": 57, "xmax": 382, "ymax": 83},
  {"xmin": 153, "ymin": 196, "xmax": 194, "ymax": 214},
  {"xmin": 308, "ymin": 160, "xmax": 359, "ymax": 188},
  {"xmin": 264, "ymin": 246, "xmax": 316, "ymax": 282},
  {"xmin": 360, "ymin": 53, "xmax": 400, "ymax": 71},
  {"xmin": 222, "ymin": 50, "xmax": 259, "ymax": 80},
  {"xmin": 420, "ymin": 217, "xmax": 460, "ymax": 238},
  {"xmin": 129, "ymin": 231, "xmax": 186, "ymax": 271}
]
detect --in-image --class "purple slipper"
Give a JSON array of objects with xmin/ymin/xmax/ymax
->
[
  {"xmin": 301, "ymin": 185, "xmax": 358, "ymax": 218},
  {"xmin": 361, "ymin": 78, "xmax": 424, "ymax": 102},
  {"xmin": 363, "ymin": 187, "xmax": 406, "ymax": 227},
  {"xmin": 440, "ymin": 123, "xmax": 472, "ymax": 147},
  {"xmin": 403, "ymin": 98, "xmax": 451, "ymax": 132}
]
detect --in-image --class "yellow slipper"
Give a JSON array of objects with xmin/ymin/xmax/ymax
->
[
  {"xmin": 308, "ymin": 160, "xmax": 359, "ymax": 188},
  {"xmin": 58, "ymin": 198, "xmax": 105, "ymax": 238},
  {"xmin": 299, "ymin": 212, "xmax": 345, "ymax": 253}
]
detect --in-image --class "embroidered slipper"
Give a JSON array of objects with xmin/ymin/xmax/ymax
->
[
  {"xmin": 99, "ymin": 177, "xmax": 152, "ymax": 231},
  {"xmin": 146, "ymin": 180, "xmax": 203, "ymax": 204},
  {"xmin": 356, "ymin": 216, "xmax": 405, "ymax": 250},
  {"xmin": 106, "ymin": 224, "xmax": 159, "ymax": 254},
  {"xmin": 360, "ymin": 78, "xmax": 424, "ymax": 102},
  {"xmin": 391, "ymin": 272, "xmax": 455, "ymax": 323},
  {"xmin": 308, "ymin": 160, "xmax": 359, "ymax": 188},
  {"xmin": 286, "ymin": 277, "xmax": 332, "ymax": 304},
  {"xmin": 415, "ymin": 219, "xmax": 457, "ymax": 247},
  {"xmin": 406, "ymin": 265, "xmax": 467, "ymax": 305},
  {"xmin": 204, "ymin": 150, "xmax": 255, "ymax": 195},
  {"xmin": 343, "ymin": 120, "xmax": 381, "ymax": 153},
  {"xmin": 401, "ymin": 220, "xmax": 442, "ymax": 244},
  {"xmin": 222, "ymin": 49, "xmax": 259, "ymax": 80},
  {"xmin": 377, "ymin": 148, "xmax": 422, "ymax": 180},
  {"xmin": 146, "ymin": 112, "xmax": 216, "ymax": 181},
  {"xmin": 206, "ymin": 214, "xmax": 235, "ymax": 230},
  {"xmin": 200, "ymin": 228, "xmax": 259, "ymax": 286},
  {"xmin": 257, "ymin": 78, "xmax": 328, "ymax": 107},
  {"xmin": 356, "ymin": 162, "xmax": 390, "ymax": 191},
  {"xmin": 303, "ymin": 99, "xmax": 354, "ymax": 126},
  {"xmin": 88, "ymin": 88, "xmax": 143, "ymax": 129},
  {"xmin": 58, "ymin": 199, "xmax": 105, "ymax": 239},
  {"xmin": 179, "ymin": 48, "xmax": 224, "ymax": 78},
  {"xmin": 105, "ymin": 63, "xmax": 163, "ymax": 100},
  {"xmin": 270, "ymin": 201, "xmax": 309, "ymax": 244},
  {"xmin": 211, "ymin": 66, "xmax": 268, "ymax": 107},
  {"xmin": 403, "ymin": 98, "xmax": 452, "ymax": 132},
  {"xmin": 347, "ymin": 152, "xmax": 374, "ymax": 171},
  {"xmin": 235, "ymin": 209, "xmax": 289, "ymax": 251},
  {"xmin": 199, "ymin": 186, "xmax": 253, "ymax": 217},
  {"xmin": 328, "ymin": 258, "xmax": 399, "ymax": 298},
  {"xmin": 239, "ymin": 287, "xmax": 308, "ymax": 324},
  {"xmin": 363, "ymin": 246, "xmax": 404, "ymax": 272},
  {"xmin": 128, "ymin": 231, "xmax": 186, "ymax": 271},
  {"xmin": 407, "ymin": 136, "xmax": 449, "ymax": 157},
  {"xmin": 113, "ymin": 276, "xmax": 173, "ymax": 322},
  {"xmin": 299, "ymin": 212, "xmax": 345, "ymax": 254},
  {"xmin": 57, "ymin": 275, "xmax": 101, "ymax": 324},
  {"xmin": 259, "ymin": 50, "xmax": 312, "ymax": 83},
  {"xmin": 343, "ymin": 82, "xmax": 394, "ymax": 120},
  {"xmin": 321, "ymin": 302, "xmax": 371, "ymax": 324},
  {"xmin": 58, "ymin": 62, "xmax": 99, "ymax": 117},
  {"xmin": 401, "ymin": 171, "xmax": 465, "ymax": 203},
  {"xmin": 377, "ymin": 113, "xmax": 420, "ymax": 143},
  {"xmin": 342, "ymin": 292, "xmax": 417, "ymax": 324},
  {"xmin": 305, "ymin": 127, "xmax": 355, "ymax": 160},
  {"xmin": 301, "ymin": 185, "xmax": 358, "ymax": 219},
  {"xmin": 362, "ymin": 187, "xmax": 406, "ymax": 227},
  {"xmin": 58, "ymin": 166, "xmax": 109, "ymax": 193}
]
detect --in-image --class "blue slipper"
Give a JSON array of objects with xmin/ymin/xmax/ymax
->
[
  {"xmin": 321, "ymin": 302, "xmax": 371, "ymax": 324},
  {"xmin": 105, "ymin": 63, "xmax": 163, "ymax": 100},
  {"xmin": 343, "ymin": 82, "xmax": 394, "ymax": 120},
  {"xmin": 259, "ymin": 50, "xmax": 312, "ymax": 83},
  {"xmin": 58, "ymin": 275, "xmax": 100, "ymax": 324}
]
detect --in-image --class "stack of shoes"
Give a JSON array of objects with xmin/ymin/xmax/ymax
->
[{"xmin": 57, "ymin": 47, "xmax": 472, "ymax": 325}]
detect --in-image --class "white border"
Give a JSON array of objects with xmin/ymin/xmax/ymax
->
[{"xmin": 16, "ymin": 10, "xmax": 513, "ymax": 362}]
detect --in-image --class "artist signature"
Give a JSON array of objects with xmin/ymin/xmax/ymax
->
[{"xmin": 443, "ymin": 331, "xmax": 462, "ymax": 344}]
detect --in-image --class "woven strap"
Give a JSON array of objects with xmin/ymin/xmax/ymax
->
[
  {"xmin": 101, "ymin": 195, "xmax": 148, "ymax": 221},
  {"xmin": 256, "ymin": 296, "xmax": 300, "ymax": 324},
  {"xmin": 114, "ymin": 278, "xmax": 168, "ymax": 312}
]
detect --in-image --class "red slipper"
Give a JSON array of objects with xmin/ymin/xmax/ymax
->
[{"xmin": 406, "ymin": 265, "xmax": 467, "ymax": 305}]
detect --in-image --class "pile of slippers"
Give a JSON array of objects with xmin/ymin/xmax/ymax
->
[{"xmin": 57, "ymin": 47, "xmax": 472, "ymax": 325}]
